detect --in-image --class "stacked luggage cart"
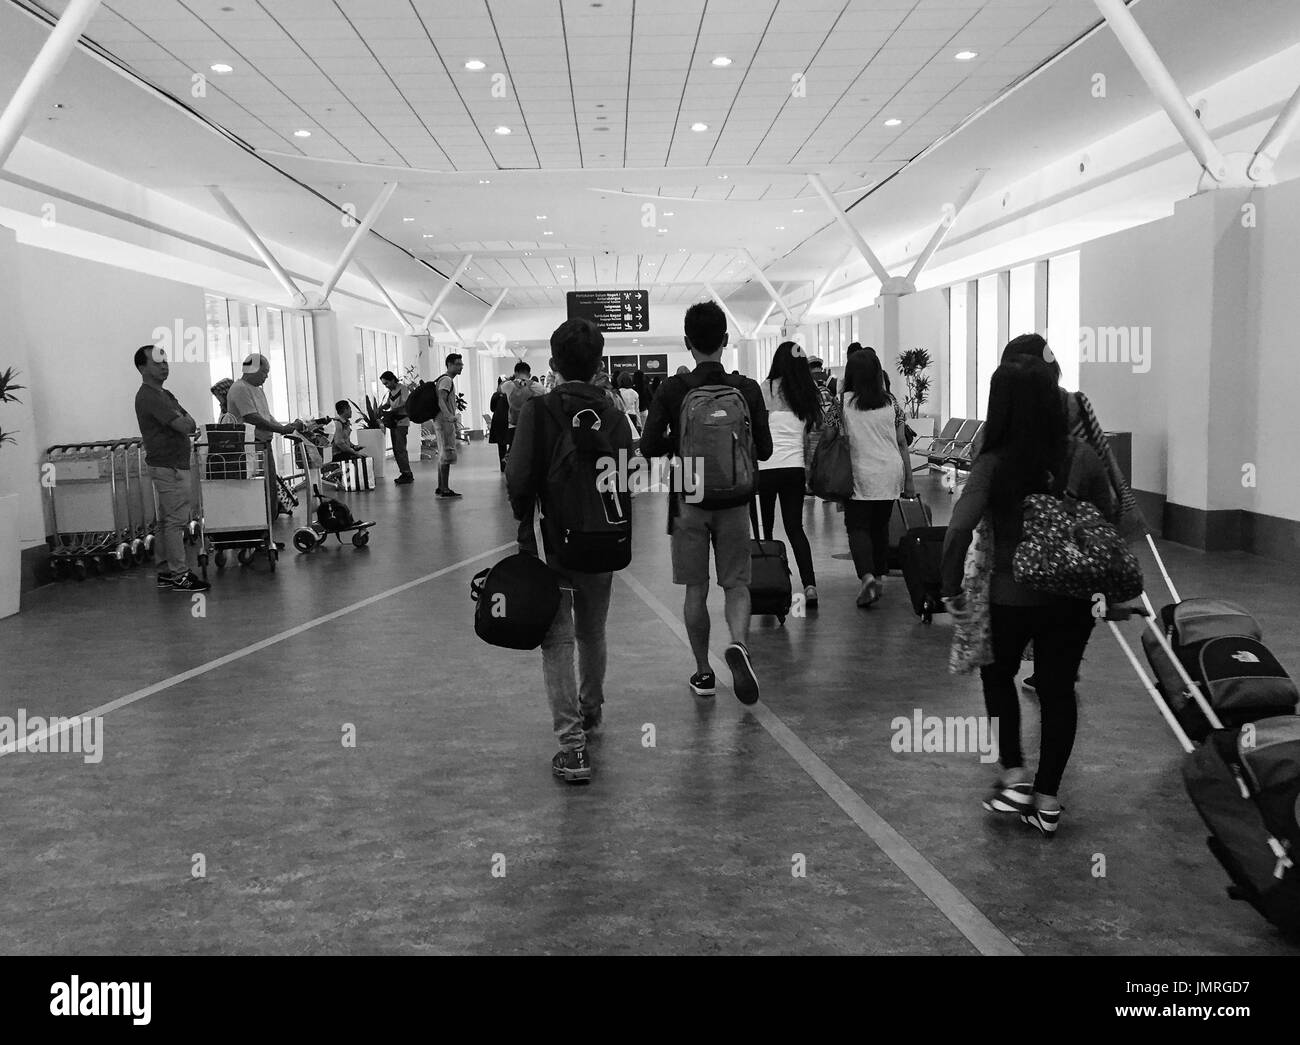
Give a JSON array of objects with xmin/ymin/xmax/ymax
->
[
  {"xmin": 193, "ymin": 423, "xmax": 279, "ymax": 578},
  {"xmin": 42, "ymin": 439, "xmax": 158, "ymax": 580}
]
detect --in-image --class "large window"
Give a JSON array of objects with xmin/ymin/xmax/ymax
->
[
  {"xmin": 948, "ymin": 283, "xmax": 968, "ymax": 419},
  {"xmin": 1008, "ymin": 263, "xmax": 1037, "ymax": 342},
  {"xmin": 353, "ymin": 326, "xmax": 404, "ymax": 405},
  {"xmin": 1047, "ymin": 252, "xmax": 1081, "ymax": 391},
  {"xmin": 204, "ymin": 293, "xmax": 317, "ymax": 423},
  {"xmin": 975, "ymin": 274, "xmax": 1000, "ymax": 419}
]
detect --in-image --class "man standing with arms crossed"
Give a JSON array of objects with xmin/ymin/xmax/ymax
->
[
  {"xmin": 133, "ymin": 345, "xmax": 210, "ymax": 592},
  {"xmin": 434, "ymin": 353, "xmax": 464, "ymax": 498},
  {"xmin": 641, "ymin": 301, "xmax": 772, "ymax": 705}
]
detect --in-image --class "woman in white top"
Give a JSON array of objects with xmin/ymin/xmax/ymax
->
[
  {"xmin": 760, "ymin": 342, "xmax": 825, "ymax": 605},
  {"xmin": 840, "ymin": 348, "xmax": 914, "ymax": 607},
  {"xmin": 616, "ymin": 371, "xmax": 642, "ymax": 434}
]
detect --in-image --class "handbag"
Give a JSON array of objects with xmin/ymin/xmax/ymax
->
[
  {"xmin": 1012, "ymin": 442, "xmax": 1144, "ymax": 603},
  {"xmin": 809, "ymin": 396, "xmax": 854, "ymax": 502},
  {"xmin": 950, "ymin": 516, "xmax": 994, "ymax": 674}
]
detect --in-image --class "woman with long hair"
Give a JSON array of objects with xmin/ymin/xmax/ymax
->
[
  {"xmin": 616, "ymin": 370, "xmax": 642, "ymax": 435},
  {"xmin": 941, "ymin": 356, "xmax": 1116, "ymax": 837},
  {"xmin": 840, "ymin": 349, "xmax": 914, "ymax": 606},
  {"xmin": 760, "ymin": 341, "xmax": 823, "ymax": 604},
  {"xmin": 488, "ymin": 376, "xmax": 510, "ymax": 473}
]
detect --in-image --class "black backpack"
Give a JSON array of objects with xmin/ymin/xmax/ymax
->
[
  {"xmin": 313, "ymin": 485, "xmax": 355, "ymax": 531},
  {"xmin": 538, "ymin": 393, "xmax": 632, "ymax": 573},
  {"xmin": 470, "ymin": 553, "xmax": 562, "ymax": 650},
  {"xmin": 406, "ymin": 381, "xmax": 441, "ymax": 424}
]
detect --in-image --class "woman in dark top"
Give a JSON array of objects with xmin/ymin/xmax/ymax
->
[
  {"xmin": 488, "ymin": 377, "xmax": 510, "ymax": 472},
  {"xmin": 941, "ymin": 356, "xmax": 1116, "ymax": 838}
]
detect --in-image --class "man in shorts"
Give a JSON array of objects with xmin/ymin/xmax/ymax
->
[
  {"xmin": 640, "ymin": 301, "xmax": 772, "ymax": 705},
  {"xmin": 434, "ymin": 353, "xmax": 463, "ymax": 498}
]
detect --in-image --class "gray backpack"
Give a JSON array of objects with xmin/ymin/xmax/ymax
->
[{"xmin": 678, "ymin": 384, "xmax": 755, "ymax": 508}]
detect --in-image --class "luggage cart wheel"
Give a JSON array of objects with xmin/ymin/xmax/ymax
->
[
  {"xmin": 237, "ymin": 548, "xmax": 255, "ymax": 566},
  {"xmin": 49, "ymin": 557, "xmax": 64, "ymax": 580},
  {"xmin": 197, "ymin": 553, "xmax": 208, "ymax": 582},
  {"xmin": 293, "ymin": 528, "xmax": 317, "ymax": 553},
  {"xmin": 87, "ymin": 555, "xmax": 102, "ymax": 576},
  {"xmin": 351, "ymin": 532, "xmax": 369, "ymax": 548},
  {"xmin": 267, "ymin": 547, "xmax": 278, "ymax": 571},
  {"xmin": 116, "ymin": 543, "xmax": 131, "ymax": 567},
  {"xmin": 214, "ymin": 549, "xmax": 227, "ymax": 569},
  {"xmin": 143, "ymin": 533, "xmax": 155, "ymax": 557},
  {"xmin": 72, "ymin": 559, "xmax": 87, "ymax": 582},
  {"xmin": 131, "ymin": 538, "xmax": 146, "ymax": 564}
]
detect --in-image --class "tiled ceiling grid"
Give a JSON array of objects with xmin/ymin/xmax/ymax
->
[{"xmin": 42, "ymin": 0, "xmax": 1103, "ymax": 309}]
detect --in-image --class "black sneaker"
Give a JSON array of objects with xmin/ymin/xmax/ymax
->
[
  {"xmin": 170, "ymin": 570, "xmax": 211, "ymax": 592},
  {"xmin": 441, "ymin": 488, "xmax": 463, "ymax": 498},
  {"xmin": 581, "ymin": 706, "xmax": 603, "ymax": 733},
  {"xmin": 155, "ymin": 571, "xmax": 176, "ymax": 588},
  {"xmin": 724, "ymin": 643, "xmax": 760, "ymax": 705},
  {"xmin": 551, "ymin": 747, "xmax": 592, "ymax": 783},
  {"xmin": 394, "ymin": 474, "xmax": 414, "ymax": 485},
  {"xmin": 689, "ymin": 671, "xmax": 716, "ymax": 697}
]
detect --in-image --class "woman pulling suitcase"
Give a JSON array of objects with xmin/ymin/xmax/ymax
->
[{"xmin": 941, "ymin": 356, "xmax": 1119, "ymax": 837}]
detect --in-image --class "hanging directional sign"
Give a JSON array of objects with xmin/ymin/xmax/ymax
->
[{"xmin": 567, "ymin": 289, "xmax": 650, "ymax": 332}]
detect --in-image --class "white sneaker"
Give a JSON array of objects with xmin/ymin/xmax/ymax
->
[{"xmin": 803, "ymin": 584, "xmax": 818, "ymax": 607}]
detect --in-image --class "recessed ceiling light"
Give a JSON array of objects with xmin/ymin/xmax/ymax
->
[
  {"xmin": 775, "ymin": 226, "xmax": 785, "ymax": 230},
  {"xmin": 691, "ymin": 122, "xmax": 709, "ymax": 132},
  {"xmin": 478, "ymin": 178, "xmax": 491, "ymax": 184},
  {"xmin": 718, "ymin": 174, "xmax": 729, "ymax": 180},
  {"xmin": 884, "ymin": 118, "xmax": 902, "ymax": 127},
  {"xmin": 465, "ymin": 59, "xmax": 486, "ymax": 71},
  {"xmin": 210, "ymin": 63, "xmax": 233, "ymax": 73},
  {"xmin": 954, "ymin": 50, "xmax": 979, "ymax": 61},
  {"xmin": 402, "ymin": 216, "xmax": 414, "ymax": 222},
  {"xmin": 536, "ymin": 214, "xmax": 547, "ymax": 220},
  {"xmin": 494, "ymin": 125, "xmax": 512, "ymax": 135},
  {"xmin": 293, "ymin": 129, "xmax": 312, "ymax": 137},
  {"xmin": 792, "ymin": 208, "xmax": 804, "ymax": 213},
  {"xmin": 422, "ymin": 234, "xmax": 433, "ymax": 238},
  {"xmin": 664, "ymin": 211, "xmax": 674, "ymax": 216},
  {"xmin": 711, "ymin": 56, "xmax": 732, "ymax": 67}
]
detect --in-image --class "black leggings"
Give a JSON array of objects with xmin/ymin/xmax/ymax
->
[
  {"xmin": 758, "ymin": 468, "xmax": 815, "ymax": 587},
  {"xmin": 979, "ymin": 601, "xmax": 1095, "ymax": 797},
  {"xmin": 843, "ymin": 499, "xmax": 893, "ymax": 579}
]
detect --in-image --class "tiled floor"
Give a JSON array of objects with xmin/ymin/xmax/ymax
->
[{"xmin": 1, "ymin": 444, "xmax": 1297, "ymax": 954}]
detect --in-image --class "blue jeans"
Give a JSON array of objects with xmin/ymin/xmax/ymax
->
[{"xmin": 541, "ymin": 566, "xmax": 613, "ymax": 750}]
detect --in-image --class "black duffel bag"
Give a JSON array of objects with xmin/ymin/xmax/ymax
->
[{"xmin": 469, "ymin": 553, "xmax": 561, "ymax": 650}]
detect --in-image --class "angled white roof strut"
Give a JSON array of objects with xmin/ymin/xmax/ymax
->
[{"xmin": 207, "ymin": 186, "xmax": 308, "ymax": 309}]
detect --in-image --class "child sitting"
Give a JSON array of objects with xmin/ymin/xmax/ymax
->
[{"xmin": 331, "ymin": 400, "xmax": 367, "ymax": 462}]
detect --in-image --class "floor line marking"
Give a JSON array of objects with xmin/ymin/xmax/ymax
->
[
  {"xmin": 617, "ymin": 569, "xmax": 1023, "ymax": 958},
  {"xmin": 0, "ymin": 542, "xmax": 514, "ymax": 758}
]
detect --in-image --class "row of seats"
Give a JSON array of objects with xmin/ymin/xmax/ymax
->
[{"xmin": 911, "ymin": 417, "xmax": 985, "ymax": 476}]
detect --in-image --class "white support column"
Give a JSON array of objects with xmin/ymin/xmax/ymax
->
[
  {"xmin": 905, "ymin": 170, "xmax": 987, "ymax": 285},
  {"xmin": 804, "ymin": 247, "xmax": 855, "ymax": 320},
  {"xmin": 880, "ymin": 294, "xmax": 901, "ymax": 362},
  {"xmin": 315, "ymin": 181, "xmax": 397, "ymax": 304},
  {"xmin": 0, "ymin": 0, "xmax": 103, "ymax": 171},
  {"xmin": 470, "ymin": 289, "xmax": 509, "ymax": 346},
  {"xmin": 1093, "ymin": 0, "xmax": 1229, "ymax": 184},
  {"xmin": 1033, "ymin": 258, "xmax": 1050, "ymax": 336},
  {"xmin": 703, "ymin": 283, "xmax": 746, "ymax": 341},
  {"xmin": 739, "ymin": 248, "xmax": 795, "ymax": 322},
  {"xmin": 207, "ymin": 186, "xmax": 307, "ymax": 308},
  {"xmin": 355, "ymin": 260, "xmax": 413, "ymax": 334},
  {"xmin": 420, "ymin": 254, "xmax": 473, "ymax": 332},
  {"xmin": 1250, "ymin": 82, "xmax": 1300, "ymax": 182},
  {"xmin": 806, "ymin": 173, "xmax": 892, "ymax": 286}
]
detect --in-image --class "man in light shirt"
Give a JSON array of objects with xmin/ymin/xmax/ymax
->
[{"xmin": 225, "ymin": 353, "xmax": 302, "ymax": 516}]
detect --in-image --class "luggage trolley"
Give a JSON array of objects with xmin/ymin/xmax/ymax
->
[
  {"xmin": 43, "ymin": 439, "xmax": 141, "ymax": 581},
  {"xmin": 289, "ymin": 430, "xmax": 376, "ymax": 553},
  {"xmin": 194, "ymin": 424, "xmax": 278, "ymax": 578}
]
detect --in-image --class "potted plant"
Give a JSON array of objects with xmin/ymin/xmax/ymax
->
[
  {"xmin": 896, "ymin": 348, "xmax": 934, "ymax": 438},
  {"xmin": 1, "ymin": 366, "xmax": 25, "ymax": 618},
  {"xmin": 349, "ymin": 394, "xmax": 388, "ymax": 479}
]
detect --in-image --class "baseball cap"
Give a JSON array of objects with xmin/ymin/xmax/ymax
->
[{"xmin": 808, "ymin": 356, "xmax": 825, "ymax": 370}]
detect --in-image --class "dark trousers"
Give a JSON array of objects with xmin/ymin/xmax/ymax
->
[
  {"xmin": 758, "ymin": 467, "xmax": 816, "ymax": 587},
  {"xmin": 979, "ymin": 601, "xmax": 1095, "ymax": 797},
  {"xmin": 495, "ymin": 440, "xmax": 508, "ymax": 471},
  {"xmin": 391, "ymin": 425, "xmax": 411, "ymax": 477},
  {"xmin": 843, "ymin": 498, "xmax": 893, "ymax": 579}
]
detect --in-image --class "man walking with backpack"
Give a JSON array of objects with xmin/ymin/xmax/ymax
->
[
  {"xmin": 506, "ymin": 318, "xmax": 635, "ymax": 783},
  {"xmin": 641, "ymin": 301, "xmax": 772, "ymax": 705}
]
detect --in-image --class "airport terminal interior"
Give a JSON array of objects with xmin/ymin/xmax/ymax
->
[{"xmin": 2, "ymin": 0, "xmax": 1300, "ymax": 957}]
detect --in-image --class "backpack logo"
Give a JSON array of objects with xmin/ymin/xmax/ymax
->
[
  {"xmin": 1231, "ymin": 650, "xmax": 1261, "ymax": 664},
  {"xmin": 709, "ymin": 409, "xmax": 728, "ymax": 419}
]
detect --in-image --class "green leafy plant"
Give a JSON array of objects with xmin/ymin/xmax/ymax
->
[
  {"xmin": 402, "ymin": 364, "xmax": 423, "ymax": 388},
  {"xmin": 0, "ymin": 367, "xmax": 24, "ymax": 450},
  {"xmin": 896, "ymin": 348, "xmax": 932, "ymax": 419},
  {"xmin": 349, "ymin": 394, "xmax": 384, "ymax": 430}
]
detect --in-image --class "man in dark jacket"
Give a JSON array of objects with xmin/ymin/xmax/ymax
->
[
  {"xmin": 506, "ymin": 318, "xmax": 634, "ymax": 784},
  {"xmin": 640, "ymin": 301, "xmax": 772, "ymax": 706}
]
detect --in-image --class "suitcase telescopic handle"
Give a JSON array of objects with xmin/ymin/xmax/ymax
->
[
  {"xmin": 1133, "ymin": 592, "xmax": 1226, "ymax": 731},
  {"xmin": 1106, "ymin": 617, "xmax": 1196, "ymax": 754}
]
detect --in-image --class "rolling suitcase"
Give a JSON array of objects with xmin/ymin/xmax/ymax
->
[
  {"xmin": 898, "ymin": 525, "xmax": 947, "ymax": 624},
  {"xmin": 748, "ymin": 501, "xmax": 793, "ymax": 624},
  {"xmin": 1109, "ymin": 604, "xmax": 1300, "ymax": 936},
  {"xmin": 1140, "ymin": 597, "xmax": 1297, "ymax": 741},
  {"xmin": 887, "ymin": 494, "xmax": 933, "ymax": 568}
]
